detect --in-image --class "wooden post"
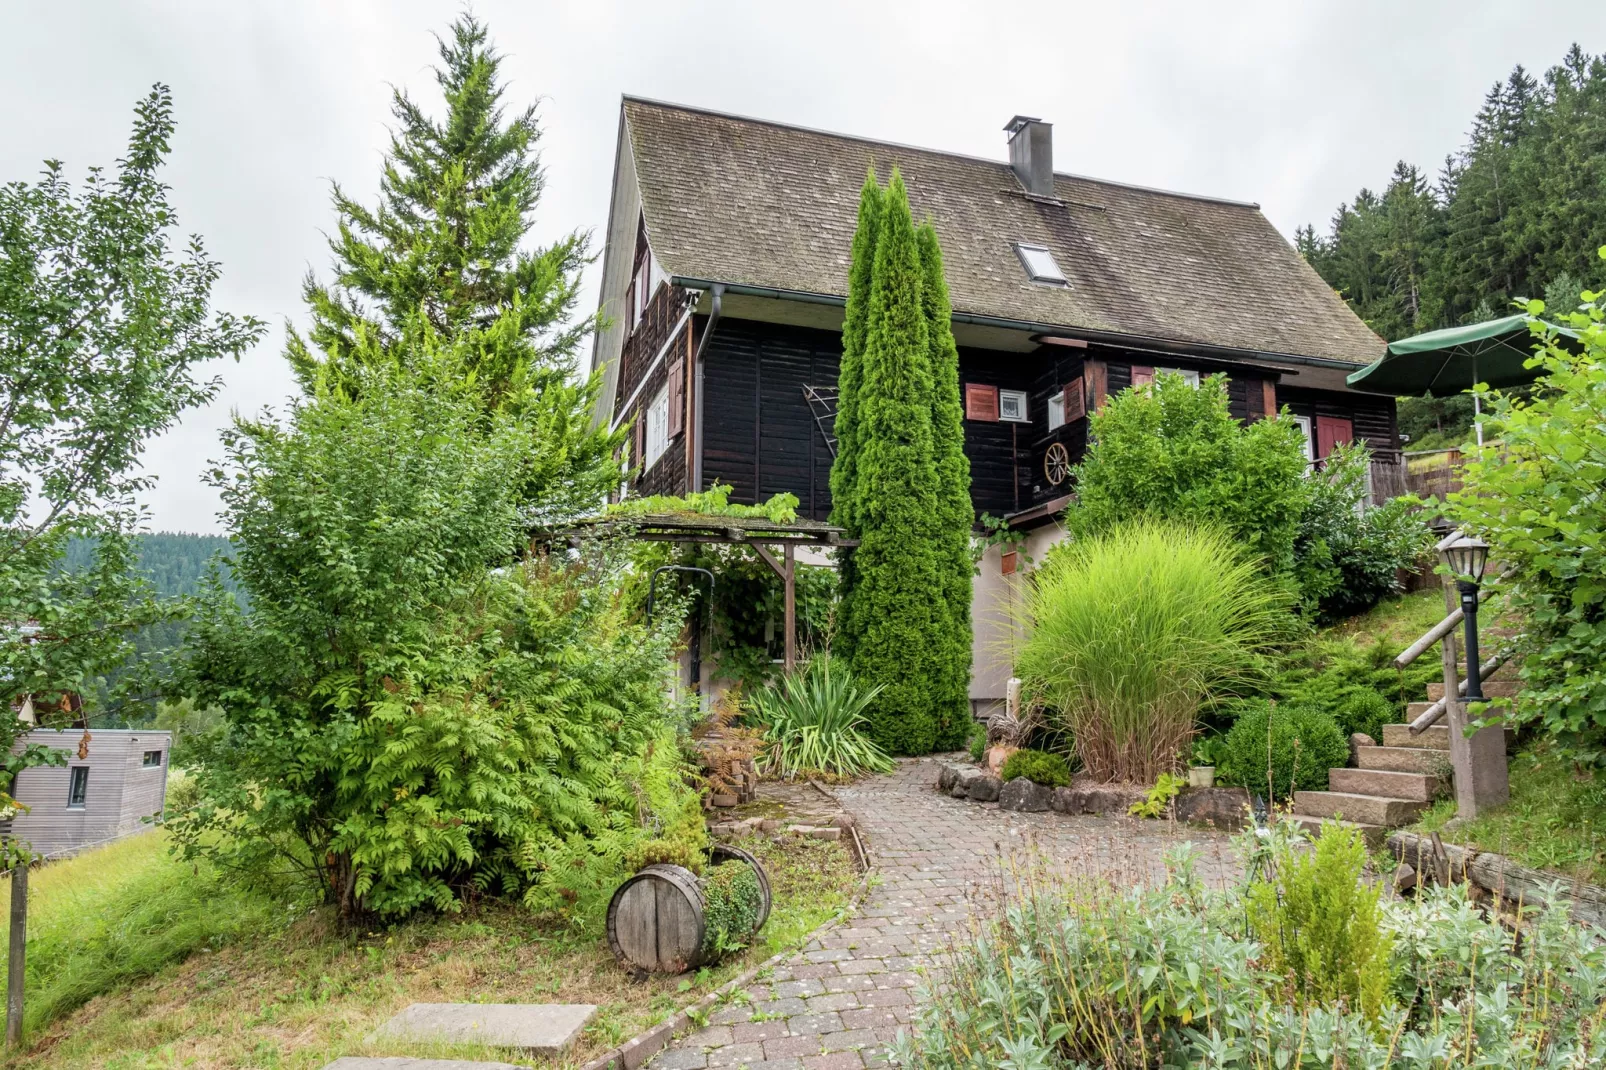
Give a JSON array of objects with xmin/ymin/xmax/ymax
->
[
  {"xmin": 7, "ymin": 862, "xmax": 25, "ymax": 1049},
  {"xmin": 783, "ymin": 543, "xmax": 796, "ymax": 675}
]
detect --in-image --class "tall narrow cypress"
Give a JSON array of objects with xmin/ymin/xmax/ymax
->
[
  {"xmin": 835, "ymin": 170, "xmax": 957, "ymax": 754},
  {"xmin": 917, "ymin": 221, "xmax": 975, "ymax": 749},
  {"xmin": 830, "ymin": 173, "xmax": 884, "ymax": 661}
]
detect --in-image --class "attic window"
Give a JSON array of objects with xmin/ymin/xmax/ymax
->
[{"xmin": 1014, "ymin": 243, "xmax": 1066, "ymax": 286}]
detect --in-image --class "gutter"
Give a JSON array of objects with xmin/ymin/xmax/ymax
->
[
  {"xmin": 668, "ymin": 274, "xmax": 1374, "ymax": 373},
  {"xmin": 690, "ymin": 283, "xmax": 724, "ymax": 494}
]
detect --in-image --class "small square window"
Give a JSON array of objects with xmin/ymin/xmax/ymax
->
[
  {"xmin": 143, "ymin": 750, "xmax": 162, "ymax": 768},
  {"xmin": 998, "ymin": 389, "xmax": 1030, "ymax": 423},
  {"xmin": 1047, "ymin": 393, "xmax": 1065, "ymax": 431},
  {"xmin": 67, "ymin": 766, "xmax": 88, "ymax": 808},
  {"xmin": 1014, "ymin": 243, "xmax": 1066, "ymax": 285},
  {"xmin": 1154, "ymin": 366, "xmax": 1200, "ymax": 388}
]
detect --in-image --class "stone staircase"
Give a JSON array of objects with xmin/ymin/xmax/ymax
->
[{"xmin": 1290, "ymin": 678, "xmax": 1519, "ymax": 848}]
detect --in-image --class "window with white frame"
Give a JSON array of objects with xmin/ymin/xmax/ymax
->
[
  {"xmin": 998, "ymin": 389, "xmax": 1030, "ymax": 423},
  {"xmin": 1290, "ymin": 414, "xmax": 1315, "ymax": 465},
  {"xmin": 645, "ymin": 387, "xmax": 670, "ymax": 467},
  {"xmin": 1047, "ymin": 392, "xmax": 1065, "ymax": 430},
  {"xmin": 1154, "ymin": 367, "xmax": 1200, "ymax": 388}
]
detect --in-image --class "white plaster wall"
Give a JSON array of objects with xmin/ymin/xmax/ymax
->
[{"xmin": 968, "ymin": 523, "xmax": 1069, "ymax": 716}]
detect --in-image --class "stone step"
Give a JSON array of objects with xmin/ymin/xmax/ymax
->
[
  {"xmin": 1432, "ymin": 677, "xmax": 1516, "ymax": 703},
  {"xmin": 325, "ymin": 1061, "xmax": 531, "ymax": 1070},
  {"xmin": 1355, "ymin": 745, "xmax": 1453, "ymax": 775},
  {"xmin": 1327, "ymin": 767, "xmax": 1442, "ymax": 802},
  {"xmin": 1292, "ymin": 791, "xmax": 1428, "ymax": 827},
  {"xmin": 1383, "ymin": 723, "xmax": 1450, "ymax": 750},
  {"xmin": 1291, "ymin": 815, "xmax": 1388, "ymax": 850},
  {"xmin": 368, "ymin": 1004, "xmax": 596, "ymax": 1055}
]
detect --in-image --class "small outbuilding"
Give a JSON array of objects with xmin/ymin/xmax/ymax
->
[{"xmin": 3, "ymin": 729, "xmax": 172, "ymax": 859}]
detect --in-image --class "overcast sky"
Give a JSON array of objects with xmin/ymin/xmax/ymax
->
[{"xmin": 3, "ymin": 1, "xmax": 1596, "ymax": 533}]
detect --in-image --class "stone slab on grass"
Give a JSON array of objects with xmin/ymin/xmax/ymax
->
[
  {"xmin": 326, "ymin": 1053, "xmax": 533, "ymax": 1060},
  {"xmin": 368, "ymin": 1003, "xmax": 597, "ymax": 1055}
]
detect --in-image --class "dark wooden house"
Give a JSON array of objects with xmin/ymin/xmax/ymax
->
[{"xmin": 589, "ymin": 100, "xmax": 1398, "ymax": 709}]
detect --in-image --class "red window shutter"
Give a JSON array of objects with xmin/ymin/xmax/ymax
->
[
  {"xmin": 1063, "ymin": 377, "xmax": 1086, "ymax": 423},
  {"xmin": 1260, "ymin": 380, "xmax": 1278, "ymax": 420},
  {"xmin": 964, "ymin": 383, "xmax": 999, "ymax": 421},
  {"xmin": 1130, "ymin": 365, "xmax": 1155, "ymax": 388},
  {"xmin": 1315, "ymin": 415, "xmax": 1353, "ymax": 459},
  {"xmin": 1000, "ymin": 550, "xmax": 1018, "ymax": 576},
  {"xmin": 667, "ymin": 356, "xmax": 684, "ymax": 437}
]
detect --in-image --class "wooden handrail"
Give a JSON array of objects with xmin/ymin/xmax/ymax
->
[{"xmin": 1407, "ymin": 651, "xmax": 1508, "ymax": 734}]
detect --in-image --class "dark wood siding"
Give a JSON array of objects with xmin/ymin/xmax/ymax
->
[{"xmin": 1278, "ymin": 386, "xmax": 1398, "ymax": 453}]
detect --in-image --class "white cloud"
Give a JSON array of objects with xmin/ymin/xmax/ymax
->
[{"xmin": 2, "ymin": 0, "xmax": 1594, "ymax": 531}]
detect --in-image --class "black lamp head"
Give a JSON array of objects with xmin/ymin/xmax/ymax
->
[{"xmin": 1438, "ymin": 530, "xmax": 1490, "ymax": 584}]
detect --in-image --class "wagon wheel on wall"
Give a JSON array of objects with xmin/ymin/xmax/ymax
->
[{"xmin": 1044, "ymin": 442, "xmax": 1070, "ymax": 486}]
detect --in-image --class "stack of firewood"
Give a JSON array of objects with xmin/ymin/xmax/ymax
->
[{"xmin": 690, "ymin": 690, "xmax": 763, "ymax": 808}]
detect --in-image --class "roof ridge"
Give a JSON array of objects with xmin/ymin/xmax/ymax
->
[{"xmin": 620, "ymin": 95, "xmax": 1261, "ymax": 211}]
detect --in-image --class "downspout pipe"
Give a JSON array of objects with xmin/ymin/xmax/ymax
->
[{"xmin": 690, "ymin": 283, "xmax": 724, "ymax": 494}]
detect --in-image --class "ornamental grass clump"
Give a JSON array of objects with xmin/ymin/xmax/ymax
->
[
  {"xmin": 751, "ymin": 654, "xmax": 896, "ymax": 780},
  {"xmin": 1015, "ymin": 520, "xmax": 1291, "ymax": 784}
]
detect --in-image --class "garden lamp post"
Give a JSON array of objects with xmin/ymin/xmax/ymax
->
[{"xmin": 1440, "ymin": 531, "xmax": 1491, "ymax": 702}]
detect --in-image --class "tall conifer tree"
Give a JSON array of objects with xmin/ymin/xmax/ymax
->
[
  {"xmin": 834, "ymin": 171, "xmax": 970, "ymax": 754},
  {"xmin": 916, "ymin": 221, "xmax": 975, "ymax": 749},
  {"xmin": 830, "ymin": 172, "xmax": 884, "ymax": 658},
  {"xmin": 285, "ymin": 14, "xmax": 620, "ymax": 515}
]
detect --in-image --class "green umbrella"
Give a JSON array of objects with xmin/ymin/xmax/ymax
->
[{"xmin": 1346, "ymin": 314, "xmax": 1574, "ymax": 445}]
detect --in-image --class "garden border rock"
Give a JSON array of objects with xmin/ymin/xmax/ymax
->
[{"xmin": 936, "ymin": 760, "xmax": 1250, "ymax": 830}]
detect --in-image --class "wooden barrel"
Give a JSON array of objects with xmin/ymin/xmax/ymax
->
[
  {"xmin": 606, "ymin": 863, "xmax": 707, "ymax": 974},
  {"xmin": 710, "ymin": 843, "xmax": 772, "ymax": 930}
]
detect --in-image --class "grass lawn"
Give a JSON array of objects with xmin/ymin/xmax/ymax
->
[
  {"xmin": 1411, "ymin": 741, "xmax": 1606, "ymax": 886},
  {"xmin": 2, "ymin": 830, "xmax": 860, "ymax": 1069}
]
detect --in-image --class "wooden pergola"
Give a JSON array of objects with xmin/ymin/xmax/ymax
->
[{"xmin": 530, "ymin": 512, "xmax": 855, "ymax": 673}]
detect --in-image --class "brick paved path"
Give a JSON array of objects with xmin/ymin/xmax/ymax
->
[{"xmin": 648, "ymin": 758, "xmax": 1242, "ymax": 1069}]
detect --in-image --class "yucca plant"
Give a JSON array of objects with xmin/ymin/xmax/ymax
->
[
  {"xmin": 1015, "ymin": 519, "xmax": 1291, "ymax": 784},
  {"xmin": 750, "ymin": 654, "xmax": 896, "ymax": 780}
]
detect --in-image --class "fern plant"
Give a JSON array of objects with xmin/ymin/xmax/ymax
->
[{"xmin": 751, "ymin": 654, "xmax": 895, "ymax": 780}]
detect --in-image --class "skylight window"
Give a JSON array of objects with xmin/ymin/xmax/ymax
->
[{"xmin": 1015, "ymin": 243, "xmax": 1066, "ymax": 285}]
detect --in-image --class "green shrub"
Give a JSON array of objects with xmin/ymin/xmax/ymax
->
[
  {"xmin": 1246, "ymin": 821, "xmax": 1393, "ymax": 1024},
  {"xmin": 896, "ymin": 830, "xmax": 1606, "ymax": 1068},
  {"xmin": 1445, "ymin": 278, "xmax": 1606, "ymax": 768},
  {"xmin": 1129, "ymin": 772, "xmax": 1186, "ymax": 818},
  {"xmin": 1294, "ymin": 442, "xmax": 1432, "ymax": 620},
  {"xmin": 1273, "ymin": 630, "xmax": 1439, "ymax": 729},
  {"xmin": 1335, "ymin": 689, "xmax": 1395, "ymax": 742},
  {"xmin": 1067, "ymin": 372, "xmax": 1312, "ymax": 577},
  {"xmin": 998, "ymin": 748, "xmax": 1071, "ymax": 787},
  {"xmin": 1217, "ymin": 700, "xmax": 1348, "ymax": 800},
  {"xmin": 1016, "ymin": 520, "xmax": 1291, "ymax": 783},
  {"xmin": 966, "ymin": 721, "xmax": 987, "ymax": 764},
  {"xmin": 699, "ymin": 860, "xmax": 764, "ymax": 960},
  {"xmin": 751, "ymin": 654, "xmax": 895, "ymax": 780}
]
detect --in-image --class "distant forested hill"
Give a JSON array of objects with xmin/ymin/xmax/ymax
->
[
  {"xmin": 1296, "ymin": 43, "xmax": 1606, "ymax": 447},
  {"xmin": 63, "ymin": 531, "xmax": 239, "ymax": 597}
]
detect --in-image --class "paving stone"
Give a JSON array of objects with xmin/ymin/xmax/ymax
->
[
  {"xmin": 369, "ymin": 1004, "xmax": 595, "ymax": 1055},
  {"xmin": 646, "ymin": 760, "xmax": 1239, "ymax": 1069}
]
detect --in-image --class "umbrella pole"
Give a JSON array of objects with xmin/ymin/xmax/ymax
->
[{"xmin": 1474, "ymin": 392, "xmax": 1483, "ymax": 447}]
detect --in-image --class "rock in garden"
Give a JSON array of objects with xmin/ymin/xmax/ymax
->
[
  {"xmin": 937, "ymin": 764, "xmax": 959, "ymax": 792},
  {"xmin": 950, "ymin": 765, "xmax": 985, "ymax": 798},
  {"xmin": 966, "ymin": 774, "xmax": 1003, "ymax": 802},
  {"xmin": 1050, "ymin": 786, "xmax": 1084, "ymax": 814},
  {"xmin": 1394, "ymin": 862, "xmax": 1418, "ymax": 895},
  {"xmin": 1174, "ymin": 787, "xmax": 1251, "ymax": 829},
  {"xmin": 999, "ymin": 778, "xmax": 1053, "ymax": 812}
]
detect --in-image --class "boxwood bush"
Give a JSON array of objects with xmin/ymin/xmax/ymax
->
[
  {"xmin": 1217, "ymin": 700, "xmax": 1348, "ymax": 800},
  {"xmin": 999, "ymin": 748, "xmax": 1072, "ymax": 787}
]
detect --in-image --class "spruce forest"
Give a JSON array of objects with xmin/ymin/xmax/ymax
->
[{"xmin": 1297, "ymin": 43, "xmax": 1606, "ymax": 446}]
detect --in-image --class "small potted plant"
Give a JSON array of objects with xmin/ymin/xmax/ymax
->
[{"xmin": 1188, "ymin": 737, "xmax": 1217, "ymax": 789}]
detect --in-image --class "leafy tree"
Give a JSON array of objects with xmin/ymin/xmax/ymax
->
[
  {"xmin": 287, "ymin": 14, "xmax": 619, "ymax": 515},
  {"xmin": 175, "ymin": 365, "xmax": 699, "ymax": 918},
  {"xmin": 1068, "ymin": 373, "xmax": 1311, "ymax": 579},
  {"xmin": 1445, "ymin": 265, "xmax": 1606, "ymax": 768},
  {"xmin": 0, "ymin": 85, "xmax": 262, "ymax": 853},
  {"xmin": 833, "ymin": 172, "xmax": 970, "ymax": 755}
]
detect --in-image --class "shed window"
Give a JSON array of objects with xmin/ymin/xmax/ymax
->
[
  {"xmin": 1014, "ymin": 243, "xmax": 1066, "ymax": 285},
  {"xmin": 644, "ymin": 387, "xmax": 670, "ymax": 467},
  {"xmin": 1290, "ymin": 415, "xmax": 1315, "ymax": 464},
  {"xmin": 67, "ymin": 766, "xmax": 88, "ymax": 808},
  {"xmin": 142, "ymin": 750, "xmax": 163, "ymax": 768},
  {"xmin": 1156, "ymin": 367, "xmax": 1200, "ymax": 388},
  {"xmin": 1047, "ymin": 393, "xmax": 1065, "ymax": 430},
  {"xmin": 998, "ymin": 389, "xmax": 1030, "ymax": 423}
]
